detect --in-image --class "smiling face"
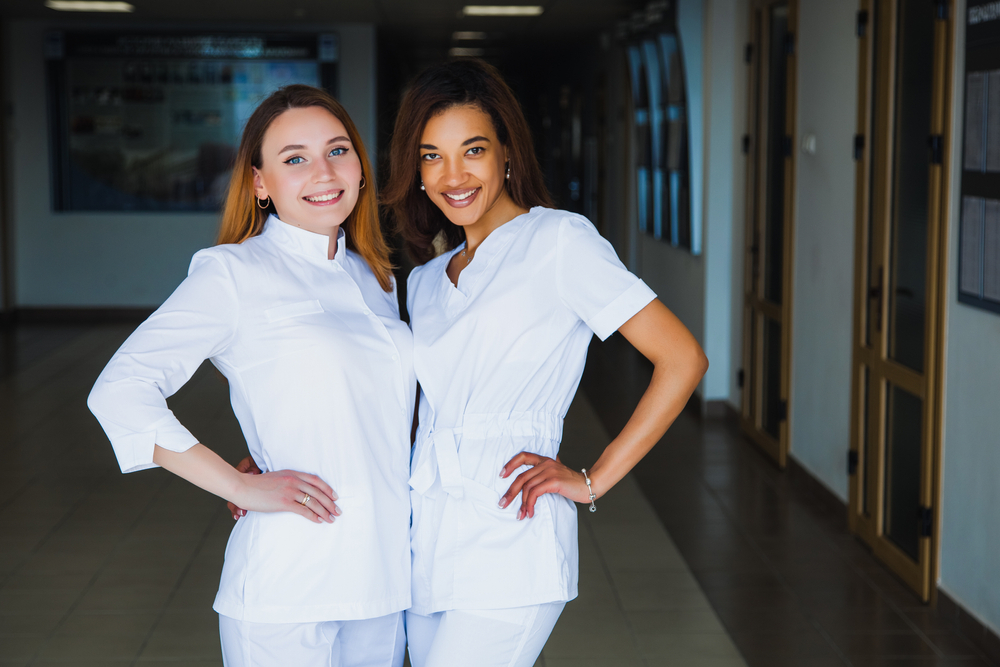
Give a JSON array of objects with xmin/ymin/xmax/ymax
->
[
  {"xmin": 418, "ymin": 104, "xmax": 521, "ymax": 235},
  {"xmin": 253, "ymin": 106, "xmax": 362, "ymax": 236}
]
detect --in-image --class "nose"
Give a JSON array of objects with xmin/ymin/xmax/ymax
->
[
  {"xmin": 312, "ymin": 157, "xmax": 336, "ymax": 183},
  {"xmin": 441, "ymin": 156, "xmax": 466, "ymax": 187}
]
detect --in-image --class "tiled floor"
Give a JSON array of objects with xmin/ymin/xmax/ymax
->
[
  {"xmin": 0, "ymin": 323, "xmax": 993, "ymax": 666},
  {"xmin": 0, "ymin": 324, "xmax": 744, "ymax": 666}
]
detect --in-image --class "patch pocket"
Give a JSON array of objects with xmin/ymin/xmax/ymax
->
[{"xmin": 264, "ymin": 299, "xmax": 323, "ymax": 323}]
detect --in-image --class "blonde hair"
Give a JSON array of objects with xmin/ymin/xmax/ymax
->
[{"xmin": 218, "ymin": 85, "xmax": 393, "ymax": 291}]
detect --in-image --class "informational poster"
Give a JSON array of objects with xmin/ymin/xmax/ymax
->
[
  {"xmin": 46, "ymin": 32, "xmax": 338, "ymax": 212},
  {"xmin": 959, "ymin": 2, "xmax": 1000, "ymax": 314}
]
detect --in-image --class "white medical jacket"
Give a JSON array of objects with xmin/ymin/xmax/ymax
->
[
  {"xmin": 88, "ymin": 216, "xmax": 416, "ymax": 623},
  {"xmin": 406, "ymin": 207, "xmax": 656, "ymax": 613}
]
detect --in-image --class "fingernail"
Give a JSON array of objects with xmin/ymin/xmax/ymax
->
[
  {"xmin": 498, "ymin": 497, "xmax": 507, "ymax": 509},
  {"xmin": 333, "ymin": 506, "xmax": 341, "ymax": 516},
  {"xmin": 499, "ymin": 466, "xmax": 506, "ymax": 477},
  {"xmin": 233, "ymin": 514, "xmax": 238, "ymax": 520}
]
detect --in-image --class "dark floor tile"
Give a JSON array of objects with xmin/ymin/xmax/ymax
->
[{"xmin": 835, "ymin": 633, "xmax": 938, "ymax": 658}]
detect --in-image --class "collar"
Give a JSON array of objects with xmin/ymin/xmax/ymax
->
[
  {"xmin": 459, "ymin": 206, "xmax": 537, "ymax": 267},
  {"xmin": 261, "ymin": 214, "xmax": 346, "ymax": 263}
]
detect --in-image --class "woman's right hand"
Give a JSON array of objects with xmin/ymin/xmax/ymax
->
[{"xmin": 227, "ymin": 456, "xmax": 341, "ymax": 524}]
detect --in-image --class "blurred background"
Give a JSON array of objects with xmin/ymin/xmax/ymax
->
[{"xmin": 1, "ymin": 0, "xmax": 999, "ymax": 665}]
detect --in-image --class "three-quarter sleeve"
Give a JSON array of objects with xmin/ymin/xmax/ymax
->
[
  {"xmin": 87, "ymin": 250, "xmax": 239, "ymax": 473},
  {"xmin": 555, "ymin": 214, "xmax": 657, "ymax": 341}
]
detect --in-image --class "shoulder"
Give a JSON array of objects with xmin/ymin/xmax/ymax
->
[{"xmin": 521, "ymin": 207, "xmax": 596, "ymax": 243}]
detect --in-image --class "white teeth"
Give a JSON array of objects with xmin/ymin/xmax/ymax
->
[
  {"xmin": 445, "ymin": 189, "xmax": 477, "ymax": 201},
  {"xmin": 305, "ymin": 192, "xmax": 341, "ymax": 202}
]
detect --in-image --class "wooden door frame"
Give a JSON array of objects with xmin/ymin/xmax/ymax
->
[
  {"xmin": 847, "ymin": 0, "xmax": 952, "ymax": 603},
  {"xmin": 741, "ymin": 0, "xmax": 797, "ymax": 469}
]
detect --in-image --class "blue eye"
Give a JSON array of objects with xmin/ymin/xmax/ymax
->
[
  {"xmin": 285, "ymin": 156, "xmax": 304, "ymax": 165},
  {"xmin": 330, "ymin": 147, "xmax": 349, "ymax": 157}
]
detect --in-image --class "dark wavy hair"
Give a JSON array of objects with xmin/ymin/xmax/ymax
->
[{"xmin": 382, "ymin": 59, "xmax": 553, "ymax": 265}]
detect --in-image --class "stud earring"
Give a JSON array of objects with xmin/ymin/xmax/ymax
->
[
  {"xmin": 256, "ymin": 195, "xmax": 270, "ymax": 209},
  {"xmin": 359, "ymin": 175, "xmax": 366, "ymax": 189}
]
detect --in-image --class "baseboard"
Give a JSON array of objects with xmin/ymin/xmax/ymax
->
[
  {"xmin": 937, "ymin": 589, "xmax": 1000, "ymax": 665},
  {"xmin": 11, "ymin": 307, "xmax": 155, "ymax": 324},
  {"xmin": 787, "ymin": 456, "xmax": 848, "ymax": 516},
  {"xmin": 787, "ymin": 457, "xmax": 1000, "ymax": 666}
]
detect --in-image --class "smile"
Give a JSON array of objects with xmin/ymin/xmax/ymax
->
[
  {"xmin": 304, "ymin": 191, "xmax": 343, "ymax": 203},
  {"xmin": 444, "ymin": 188, "xmax": 479, "ymax": 201}
]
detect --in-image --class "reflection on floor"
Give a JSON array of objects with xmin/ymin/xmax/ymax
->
[{"xmin": 0, "ymin": 324, "xmax": 992, "ymax": 667}]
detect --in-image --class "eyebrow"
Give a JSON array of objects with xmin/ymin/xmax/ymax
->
[
  {"xmin": 278, "ymin": 136, "xmax": 351, "ymax": 154},
  {"xmin": 419, "ymin": 136, "xmax": 492, "ymax": 150}
]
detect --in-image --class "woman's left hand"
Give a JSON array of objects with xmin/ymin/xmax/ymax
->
[{"xmin": 499, "ymin": 453, "xmax": 592, "ymax": 520}]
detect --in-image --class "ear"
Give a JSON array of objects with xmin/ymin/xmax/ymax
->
[{"xmin": 252, "ymin": 167, "xmax": 267, "ymax": 199}]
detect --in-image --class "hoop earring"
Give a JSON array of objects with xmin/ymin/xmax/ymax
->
[
  {"xmin": 420, "ymin": 181, "xmax": 425, "ymax": 191},
  {"xmin": 359, "ymin": 175, "xmax": 366, "ymax": 190},
  {"xmin": 505, "ymin": 162, "xmax": 511, "ymax": 180},
  {"xmin": 256, "ymin": 196, "xmax": 270, "ymax": 209}
]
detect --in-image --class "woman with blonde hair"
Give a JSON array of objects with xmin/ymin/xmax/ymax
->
[{"xmin": 88, "ymin": 84, "xmax": 413, "ymax": 667}]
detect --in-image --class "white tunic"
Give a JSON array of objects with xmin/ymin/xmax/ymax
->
[
  {"xmin": 406, "ymin": 206, "xmax": 656, "ymax": 614},
  {"xmin": 88, "ymin": 215, "xmax": 416, "ymax": 623}
]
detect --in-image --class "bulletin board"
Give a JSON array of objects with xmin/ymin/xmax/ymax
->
[
  {"xmin": 959, "ymin": 2, "xmax": 1000, "ymax": 315},
  {"xmin": 45, "ymin": 32, "xmax": 338, "ymax": 212}
]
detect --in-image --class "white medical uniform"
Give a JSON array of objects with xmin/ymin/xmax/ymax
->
[
  {"xmin": 405, "ymin": 207, "xmax": 656, "ymax": 663},
  {"xmin": 88, "ymin": 215, "xmax": 415, "ymax": 666}
]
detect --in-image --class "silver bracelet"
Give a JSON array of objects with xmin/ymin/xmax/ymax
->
[{"xmin": 581, "ymin": 468, "xmax": 597, "ymax": 513}]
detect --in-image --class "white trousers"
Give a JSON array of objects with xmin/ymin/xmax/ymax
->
[
  {"xmin": 219, "ymin": 612, "xmax": 405, "ymax": 667},
  {"xmin": 405, "ymin": 602, "xmax": 565, "ymax": 667}
]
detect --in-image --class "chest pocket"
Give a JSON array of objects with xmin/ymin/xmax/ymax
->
[{"xmin": 264, "ymin": 299, "xmax": 324, "ymax": 323}]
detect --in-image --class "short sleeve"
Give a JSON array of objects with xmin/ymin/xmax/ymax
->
[
  {"xmin": 87, "ymin": 250, "xmax": 239, "ymax": 473},
  {"xmin": 556, "ymin": 214, "xmax": 657, "ymax": 340}
]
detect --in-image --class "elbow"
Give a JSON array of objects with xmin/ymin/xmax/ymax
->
[{"xmin": 696, "ymin": 347, "xmax": 710, "ymax": 378}]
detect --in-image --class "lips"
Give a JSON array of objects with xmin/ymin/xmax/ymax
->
[
  {"xmin": 303, "ymin": 190, "xmax": 343, "ymax": 204},
  {"xmin": 441, "ymin": 187, "xmax": 480, "ymax": 208}
]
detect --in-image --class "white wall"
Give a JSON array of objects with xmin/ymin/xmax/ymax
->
[
  {"xmin": 786, "ymin": 0, "xmax": 859, "ymax": 500},
  {"xmin": 702, "ymin": 0, "xmax": 742, "ymax": 402},
  {"xmin": 4, "ymin": 21, "xmax": 376, "ymax": 308},
  {"xmin": 939, "ymin": 0, "xmax": 1000, "ymax": 636},
  {"xmin": 627, "ymin": 0, "xmax": 710, "ymax": 395}
]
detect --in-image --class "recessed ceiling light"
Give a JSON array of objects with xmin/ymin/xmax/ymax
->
[
  {"xmin": 452, "ymin": 31, "xmax": 488, "ymax": 40},
  {"xmin": 461, "ymin": 6, "xmax": 544, "ymax": 17},
  {"xmin": 45, "ymin": 0, "xmax": 135, "ymax": 11},
  {"xmin": 449, "ymin": 47, "xmax": 486, "ymax": 57}
]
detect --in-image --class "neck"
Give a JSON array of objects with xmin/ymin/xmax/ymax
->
[
  {"xmin": 326, "ymin": 225, "xmax": 341, "ymax": 260},
  {"xmin": 462, "ymin": 192, "xmax": 529, "ymax": 253},
  {"xmin": 275, "ymin": 214, "xmax": 341, "ymax": 260}
]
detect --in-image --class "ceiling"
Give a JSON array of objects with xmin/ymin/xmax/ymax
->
[{"xmin": 0, "ymin": 0, "xmax": 648, "ymax": 46}]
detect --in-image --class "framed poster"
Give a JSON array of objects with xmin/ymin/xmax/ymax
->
[
  {"xmin": 959, "ymin": 3, "xmax": 1000, "ymax": 314},
  {"xmin": 46, "ymin": 32, "xmax": 338, "ymax": 212}
]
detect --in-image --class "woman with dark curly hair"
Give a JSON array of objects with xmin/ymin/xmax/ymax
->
[{"xmin": 383, "ymin": 59, "xmax": 708, "ymax": 666}]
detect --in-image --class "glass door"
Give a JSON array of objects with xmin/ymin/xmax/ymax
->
[
  {"xmin": 741, "ymin": 0, "xmax": 797, "ymax": 467},
  {"xmin": 849, "ymin": 0, "xmax": 951, "ymax": 602}
]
